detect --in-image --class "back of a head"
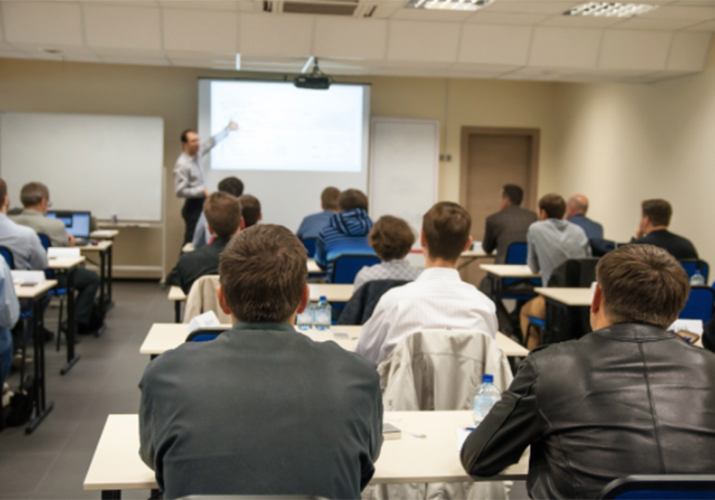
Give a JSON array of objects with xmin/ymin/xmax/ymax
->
[
  {"xmin": 180, "ymin": 129, "xmax": 196, "ymax": 143},
  {"xmin": 642, "ymin": 199, "xmax": 672, "ymax": 227},
  {"xmin": 239, "ymin": 194, "xmax": 261, "ymax": 227},
  {"xmin": 597, "ymin": 244, "xmax": 689, "ymax": 329},
  {"xmin": 422, "ymin": 202, "xmax": 472, "ymax": 262},
  {"xmin": 203, "ymin": 192, "xmax": 241, "ymax": 238},
  {"xmin": 20, "ymin": 182, "xmax": 49, "ymax": 208},
  {"xmin": 339, "ymin": 189, "xmax": 368, "ymax": 212},
  {"xmin": 502, "ymin": 185, "xmax": 524, "ymax": 206},
  {"xmin": 321, "ymin": 187, "xmax": 340, "ymax": 211},
  {"xmin": 219, "ymin": 224, "xmax": 307, "ymax": 322},
  {"xmin": 0, "ymin": 178, "xmax": 7, "ymax": 206},
  {"xmin": 369, "ymin": 216, "xmax": 415, "ymax": 262},
  {"xmin": 567, "ymin": 195, "xmax": 588, "ymax": 216},
  {"xmin": 539, "ymin": 194, "xmax": 566, "ymax": 219},
  {"xmin": 217, "ymin": 177, "xmax": 244, "ymax": 197}
]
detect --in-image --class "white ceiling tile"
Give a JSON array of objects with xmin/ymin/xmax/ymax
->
[
  {"xmin": 613, "ymin": 17, "xmax": 702, "ymax": 30},
  {"xmin": 237, "ymin": 1, "xmax": 260, "ymax": 12},
  {"xmin": 643, "ymin": 5, "xmax": 715, "ymax": 19},
  {"xmin": 101, "ymin": 55, "xmax": 171, "ymax": 66},
  {"xmin": 465, "ymin": 11, "xmax": 551, "ymax": 24},
  {"xmin": 370, "ymin": 3, "xmax": 403, "ymax": 18},
  {"xmin": 239, "ymin": 13, "xmax": 313, "ymax": 57},
  {"xmin": 599, "ymin": 30, "xmax": 672, "ymax": 71},
  {"xmin": 500, "ymin": 66, "xmax": 574, "ymax": 81},
  {"xmin": 530, "ymin": 27, "xmax": 602, "ymax": 69},
  {"xmin": 92, "ymin": 47, "xmax": 166, "ymax": 58},
  {"xmin": 84, "ymin": 4, "xmax": 162, "ymax": 50},
  {"xmin": 685, "ymin": 19, "xmax": 715, "ymax": 31},
  {"xmin": 314, "ymin": 18, "xmax": 387, "ymax": 60},
  {"xmin": 163, "ymin": 8, "xmax": 238, "ymax": 53},
  {"xmin": 170, "ymin": 57, "xmax": 235, "ymax": 69},
  {"xmin": 3, "ymin": 1, "xmax": 83, "ymax": 47},
  {"xmin": 483, "ymin": 1, "xmax": 582, "ymax": 15},
  {"xmin": 159, "ymin": 1, "xmax": 238, "ymax": 10},
  {"xmin": 387, "ymin": 20, "xmax": 460, "ymax": 62},
  {"xmin": 389, "ymin": 8, "xmax": 475, "ymax": 22},
  {"xmin": 458, "ymin": 24, "xmax": 531, "ymax": 66},
  {"xmin": 449, "ymin": 62, "xmax": 522, "ymax": 73},
  {"xmin": 539, "ymin": 15, "xmax": 624, "ymax": 27},
  {"xmin": 378, "ymin": 59, "xmax": 455, "ymax": 70},
  {"xmin": 81, "ymin": 1, "xmax": 160, "ymax": 7},
  {"xmin": 678, "ymin": 1, "xmax": 715, "ymax": 7},
  {"xmin": 63, "ymin": 52, "xmax": 103, "ymax": 63},
  {"xmin": 559, "ymin": 68, "xmax": 655, "ymax": 83},
  {"xmin": 165, "ymin": 49, "xmax": 235, "ymax": 60},
  {"xmin": 667, "ymin": 31, "xmax": 711, "ymax": 71}
]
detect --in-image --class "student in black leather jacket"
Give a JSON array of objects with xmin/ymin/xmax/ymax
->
[{"xmin": 461, "ymin": 244, "xmax": 715, "ymax": 499}]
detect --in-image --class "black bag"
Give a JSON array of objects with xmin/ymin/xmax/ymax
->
[{"xmin": 5, "ymin": 376, "xmax": 35, "ymax": 427}]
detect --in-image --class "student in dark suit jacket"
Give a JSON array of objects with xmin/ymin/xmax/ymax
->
[
  {"xmin": 565, "ymin": 194, "xmax": 604, "ymax": 240},
  {"xmin": 171, "ymin": 192, "xmax": 243, "ymax": 294},
  {"xmin": 630, "ymin": 199, "xmax": 698, "ymax": 260},
  {"xmin": 140, "ymin": 225, "xmax": 383, "ymax": 500},
  {"xmin": 482, "ymin": 184, "xmax": 537, "ymax": 264}
]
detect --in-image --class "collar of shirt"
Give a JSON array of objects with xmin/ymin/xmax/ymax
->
[
  {"xmin": 381, "ymin": 259, "xmax": 411, "ymax": 268},
  {"xmin": 0, "ymin": 213, "xmax": 8, "ymax": 222},
  {"xmin": 21, "ymin": 209, "xmax": 44, "ymax": 217},
  {"xmin": 231, "ymin": 321, "xmax": 296, "ymax": 333},
  {"xmin": 416, "ymin": 267, "xmax": 461, "ymax": 281}
]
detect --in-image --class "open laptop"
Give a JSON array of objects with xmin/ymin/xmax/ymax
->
[{"xmin": 47, "ymin": 211, "xmax": 91, "ymax": 246}]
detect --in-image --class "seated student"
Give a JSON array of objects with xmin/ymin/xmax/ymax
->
[
  {"xmin": 314, "ymin": 189, "xmax": 374, "ymax": 273},
  {"xmin": 171, "ymin": 192, "xmax": 242, "ymax": 294},
  {"xmin": 461, "ymin": 244, "xmax": 715, "ymax": 499},
  {"xmin": 631, "ymin": 199, "xmax": 697, "ymax": 260},
  {"xmin": 355, "ymin": 202, "xmax": 498, "ymax": 367},
  {"xmin": 238, "ymin": 194, "xmax": 262, "ymax": 228},
  {"xmin": 354, "ymin": 216, "xmax": 421, "ymax": 291},
  {"xmin": 11, "ymin": 182, "xmax": 102, "ymax": 334},
  {"xmin": 192, "ymin": 177, "xmax": 243, "ymax": 250},
  {"xmin": 140, "ymin": 224, "xmax": 383, "ymax": 499},
  {"xmin": 482, "ymin": 184, "xmax": 537, "ymax": 263},
  {"xmin": 296, "ymin": 186, "xmax": 340, "ymax": 240},
  {"xmin": 565, "ymin": 194, "xmax": 603, "ymax": 240},
  {"xmin": 0, "ymin": 179, "xmax": 48, "ymax": 271},
  {"xmin": 0, "ymin": 257, "xmax": 19, "ymax": 389},
  {"xmin": 520, "ymin": 194, "xmax": 590, "ymax": 348}
]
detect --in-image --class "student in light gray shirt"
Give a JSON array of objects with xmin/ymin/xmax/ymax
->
[
  {"xmin": 520, "ymin": 194, "xmax": 590, "ymax": 349},
  {"xmin": 0, "ymin": 179, "xmax": 48, "ymax": 271}
]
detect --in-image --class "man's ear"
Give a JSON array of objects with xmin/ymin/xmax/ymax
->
[
  {"xmin": 591, "ymin": 283, "xmax": 603, "ymax": 315},
  {"xmin": 239, "ymin": 216, "xmax": 246, "ymax": 231},
  {"xmin": 296, "ymin": 284, "xmax": 310, "ymax": 315},
  {"xmin": 258, "ymin": 213, "xmax": 263, "ymax": 222},
  {"xmin": 463, "ymin": 235, "xmax": 473, "ymax": 253},
  {"xmin": 217, "ymin": 285, "xmax": 231, "ymax": 315}
]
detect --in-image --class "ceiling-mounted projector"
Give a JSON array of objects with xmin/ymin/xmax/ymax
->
[{"xmin": 294, "ymin": 57, "xmax": 332, "ymax": 90}]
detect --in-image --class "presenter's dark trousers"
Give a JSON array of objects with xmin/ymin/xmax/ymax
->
[{"xmin": 182, "ymin": 196, "xmax": 205, "ymax": 245}]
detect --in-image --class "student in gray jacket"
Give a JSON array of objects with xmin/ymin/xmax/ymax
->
[{"xmin": 139, "ymin": 224, "xmax": 383, "ymax": 500}]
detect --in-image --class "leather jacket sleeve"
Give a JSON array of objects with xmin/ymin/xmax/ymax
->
[{"xmin": 460, "ymin": 357, "xmax": 546, "ymax": 477}]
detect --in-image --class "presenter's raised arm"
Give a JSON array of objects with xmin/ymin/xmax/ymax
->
[{"xmin": 199, "ymin": 122, "xmax": 239, "ymax": 157}]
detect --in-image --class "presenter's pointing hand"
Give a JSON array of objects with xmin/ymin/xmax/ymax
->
[{"xmin": 228, "ymin": 121, "xmax": 239, "ymax": 131}]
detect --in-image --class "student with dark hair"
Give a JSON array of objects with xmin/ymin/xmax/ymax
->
[
  {"xmin": 238, "ymin": 194, "xmax": 261, "ymax": 227},
  {"xmin": 482, "ymin": 185, "xmax": 537, "ymax": 264},
  {"xmin": 192, "ymin": 177, "xmax": 244, "ymax": 249},
  {"xmin": 353, "ymin": 216, "xmax": 421, "ymax": 291},
  {"xmin": 296, "ymin": 187, "xmax": 340, "ymax": 240},
  {"xmin": 631, "ymin": 199, "xmax": 697, "ymax": 260},
  {"xmin": 355, "ymin": 202, "xmax": 497, "ymax": 367},
  {"xmin": 140, "ymin": 225, "xmax": 383, "ymax": 499},
  {"xmin": 462, "ymin": 244, "xmax": 715, "ymax": 499}
]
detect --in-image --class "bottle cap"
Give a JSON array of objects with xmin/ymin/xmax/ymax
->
[
  {"xmin": 320, "ymin": 295, "xmax": 327, "ymax": 302},
  {"xmin": 482, "ymin": 374, "xmax": 494, "ymax": 384}
]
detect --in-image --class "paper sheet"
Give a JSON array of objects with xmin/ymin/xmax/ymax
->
[{"xmin": 456, "ymin": 428, "xmax": 472, "ymax": 451}]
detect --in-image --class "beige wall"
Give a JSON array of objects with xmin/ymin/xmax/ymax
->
[{"xmin": 0, "ymin": 58, "xmax": 561, "ymax": 276}]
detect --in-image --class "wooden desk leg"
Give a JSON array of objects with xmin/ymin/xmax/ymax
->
[
  {"xmin": 101, "ymin": 490, "xmax": 121, "ymax": 499},
  {"xmin": 61, "ymin": 268, "xmax": 81, "ymax": 375},
  {"xmin": 26, "ymin": 294, "xmax": 54, "ymax": 434}
]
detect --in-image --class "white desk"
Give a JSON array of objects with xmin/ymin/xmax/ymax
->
[
  {"xmin": 168, "ymin": 286, "xmax": 186, "ymax": 302},
  {"xmin": 47, "ymin": 256, "xmax": 85, "ymax": 374},
  {"xmin": 535, "ymin": 287, "xmax": 592, "ymax": 307},
  {"xmin": 308, "ymin": 283, "xmax": 353, "ymax": 302},
  {"xmin": 84, "ymin": 412, "xmax": 528, "ymax": 496},
  {"xmin": 307, "ymin": 258, "xmax": 325, "ymax": 274},
  {"xmin": 140, "ymin": 323, "xmax": 529, "ymax": 358},
  {"xmin": 91, "ymin": 229, "xmax": 119, "ymax": 240},
  {"xmin": 480, "ymin": 264, "xmax": 540, "ymax": 279}
]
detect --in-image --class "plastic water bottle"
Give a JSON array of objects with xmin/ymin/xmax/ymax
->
[
  {"xmin": 473, "ymin": 374, "xmax": 501, "ymax": 426},
  {"xmin": 296, "ymin": 302, "xmax": 314, "ymax": 330},
  {"xmin": 690, "ymin": 270, "xmax": 705, "ymax": 286},
  {"xmin": 314, "ymin": 296, "xmax": 331, "ymax": 330}
]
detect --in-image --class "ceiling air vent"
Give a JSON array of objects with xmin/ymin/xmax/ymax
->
[{"xmin": 283, "ymin": 0, "xmax": 359, "ymax": 16}]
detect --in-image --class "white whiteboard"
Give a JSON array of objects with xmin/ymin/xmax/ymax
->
[
  {"xmin": 369, "ymin": 117, "xmax": 440, "ymax": 234},
  {"xmin": 0, "ymin": 112, "xmax": 163, "ymax": 221}
]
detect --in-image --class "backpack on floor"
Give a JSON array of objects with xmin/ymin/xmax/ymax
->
[{"xmin": 4, "ymin": 376, "xmax": 35, "ymax": 427}]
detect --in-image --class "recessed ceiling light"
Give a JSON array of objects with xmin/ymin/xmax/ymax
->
[
  {"xmin": 39, "ymin": 48, "xmax": 62, "ymax": 54},
  {"xmin": 565, "ymin": 2, "xmax": 657, "ymax": 17},
  {"xmin": 406, "ymin": 0, "xmax": 495, "ymax": 12}
]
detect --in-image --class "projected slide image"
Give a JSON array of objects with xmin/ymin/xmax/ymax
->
[{"xmin": 210, "ymin": 81, "xmax": 365, "ymax": 172}]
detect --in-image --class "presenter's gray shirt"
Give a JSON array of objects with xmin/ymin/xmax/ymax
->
[
  {"xmin": 139, "ymin": 321, "xmax": 383, "ymax": 500},
  {"xmin": 173, "ymin": 128, "xmax": 230, "ymax": 198},
  {"xmin": 11, "ymin": 209, "xmax": 69, "ymax": 248},
  {"xmin": 0, "ymin": 213, "xmax": 48, "ymax": 270},
  {"xmin": 527, "ymin": 219, "xmax": 590, "ymax": 285}
]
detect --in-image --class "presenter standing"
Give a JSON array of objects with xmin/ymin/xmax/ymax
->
[{"xmin": 174, "ymin": 121, "xmax": 238, "ymax": 244}]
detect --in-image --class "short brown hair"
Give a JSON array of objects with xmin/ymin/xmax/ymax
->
[
  {"xmin": 339, "ymin": 189, "xmax": 368, "ymax": 211},
  {"xmin": 369, "ymin": 216, "xmax": 415, "ymax": 261},
  {"xmin": 642, "ymin": 199, "xmax": 672, "ymax": 227},
  {"xmin": 217, "ymin": 177, "xmax": 244, "ymax": 197},
  {"xmin": 597, "ymin": 244, "xmax": 690, "ymax": 329},
  {"xmin": 203, "ymin": 192, "xmax": 241, "ymax": 238},
  {"xmin": 321, "ymin": 187, "xmax": 340, "ymax": 211},
  {"xmin": 502, "ymin": 185, "xmax": 524, "ymax": 206},
  {"xmin": 0, "ymin": 178, "xmax": 7, "ymax": 206},
  {"xmin": 180, "ymin": 129, "xmax": 196, "ymax": 143},
  {"xmin": 219, "ymin": 224, "xmax": 307, "ymax": 322},
  {"xmin": 238, "ymin": 194, "xmax": 261, "ymax": 227},
  {"xmin": 539, "ymin": 194, "xmax": 566, "ymax": 219},
  {"xmin": 20, "ymin": 182, "xmax": 50, "ymax": 207},
  {"xmin": 422, "ymin": 202, "xmax": 472, "ymax": 262}
]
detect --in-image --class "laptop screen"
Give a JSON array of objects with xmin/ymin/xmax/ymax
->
[{"xmin": 47, "ymin": 211, "xmax": 91, "ymax": 238}]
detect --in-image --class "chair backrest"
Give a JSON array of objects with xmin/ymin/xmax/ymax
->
[
  {"xmin": 330, "ymin": 254, "xmax": 381, "ymax": 284},
  {"xmin": 681, "ymin": 259, "xmax": 710, "ymax": 283},
  {"xmin": 337, "ymin": 279, "xmax": 409, "ymax": 325},
  {"xmin": 600, "ymin": 474, "xmax": 715, "ymax": 499},
  {"xmin": 505, "ymin": 242, "xmax": 528, "ymax": 265},
  {"xmin": 378, "ymin": 329, "xmax": 513, "ymax": 412},
  {"xmin": 183, "ymin": 275, "xmax": 232, "ymax": 325},
  {"xmin": 549, "ymin": 258, "xmax": 600, "ymax": 288},
  {"xmin": 0, "ymin": 247, "xmax": 14, "ymax": 270},
  {"xmin": 37, "ymin": 233, "xmax": 51, "ymax": 250},
  {"xmin": 679, "ymin": 286, "xmax": 715, "ymax": 323},
  {"xmin": 302, "ymin": 238, "xmax": 317, "ymax": 259},
  {"xmin": 185, "ymin": 329, "xmax": 226, "ymax": 343}
]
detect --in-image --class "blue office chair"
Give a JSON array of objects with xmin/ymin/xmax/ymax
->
[
  {"xmin": 502, "ymin": 242, "xmax": 542, "ymax": 300},
  {"xmin": 681, "ymin": 259, "xmax": 710, "ymax": 283},
  {"xmin": 185, "ymin": 329, "xmax": 225, "ymax": 343},
  {"xmin": 302, "ymin": 238, "xmax": 317, "ymax": 259},
  {"xmin": 600, "ymin": 475, "xmax": 715, "ymax": 499},
  {"xmin": 330, "ymin": 254, "xmax": 381, "ymax": 284},
  {"xmin": 679, "ymin": 286, "xmax": 715, "ymax": 323},
  {"xmin": 0, "ymin": 246, "xmax": 14, "ymax": 269},
  {"xmin": 38, "ymin": 234, "xmax": 69, "ymax": 351}
]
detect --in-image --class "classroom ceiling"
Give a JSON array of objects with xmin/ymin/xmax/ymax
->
[{"xmin": 0, "ymin": 0, "xmax": 714, "ymax": 84}]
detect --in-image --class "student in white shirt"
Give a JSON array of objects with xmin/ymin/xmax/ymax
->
[{"xmin": 355, "ymin": 202, "xmax": 498, "ymax": 367}]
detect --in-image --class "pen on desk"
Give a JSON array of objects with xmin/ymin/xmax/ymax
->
[{"xmin": 465, "ymin": 427, "xmax": 476, "ymax": 431}]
